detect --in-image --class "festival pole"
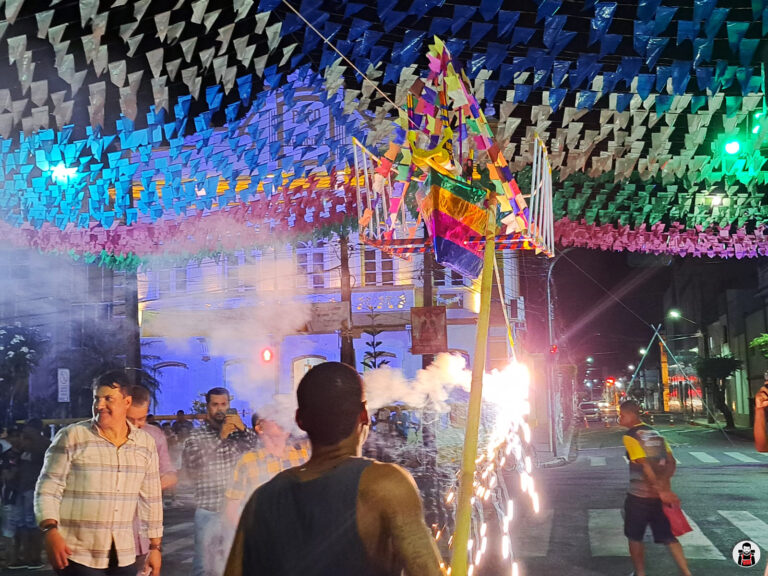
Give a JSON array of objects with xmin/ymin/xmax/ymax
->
[{"xmin": 450, "ymin": 193, "xmax": 497, "ymax": 576}]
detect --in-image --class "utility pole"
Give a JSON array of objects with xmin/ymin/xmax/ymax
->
[
  {"xmin": 422, "ymin": 244, "xmax": 435, "ymax": 369},
  {"xmin": 125, "ymin": 268, "xmax": 142, "ymax": 387},
  {"xmin": 339, "ymin": 234, "xmax": 355, "ymax": 366}
]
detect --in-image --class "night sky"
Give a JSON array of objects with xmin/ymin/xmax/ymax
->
[{"xmin": 523, "ymin": 247, "xmax": 674, "ymax": 376}]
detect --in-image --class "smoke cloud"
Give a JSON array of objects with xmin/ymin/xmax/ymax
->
[
  {"xmin": 142, "ymin": 255, "xmax": 311, "ymax": 420},
  {"xmin": 363, "ymin": 352, "xmax": 472, "ymax": 411}
]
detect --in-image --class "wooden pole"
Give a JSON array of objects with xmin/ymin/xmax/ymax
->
[{"xmin": 450, "ymin": 195, "xmax": 497, "ymax": 576}]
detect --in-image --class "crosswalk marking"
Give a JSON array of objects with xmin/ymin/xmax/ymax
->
[
  {"xmin": 589, "ymin": 456, "xmax": 606, "ymax": 466},
  {"xmin": 689, "ymin": 451, "xmax": 719, "ymax": 463},
  {"xmin": 589, "ymin": 509, "xmax": 629, "ymax": 557},
  {"xmin": 586, "ymin": 509, "xmax": 724, "ymax": 559},
  {"xmin": 724, "ymin": 451, "xmax": 760, "ymax": 463},
  {"xmin": 677, "ymin": 512, "xmax": 725, "ymax": 559},
  {"xmin": 718, "ymin": 511, "xmax": 768, "ymax": 551}
]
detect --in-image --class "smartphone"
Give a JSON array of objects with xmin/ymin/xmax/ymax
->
[{"xmin": 226, "ymin": 408, "xmax": 238, "ymax": 415}]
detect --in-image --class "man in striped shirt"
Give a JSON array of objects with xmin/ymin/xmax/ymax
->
[{"xmin": 34, "ymin": 370, "xmax": 163, "ymax": 576}]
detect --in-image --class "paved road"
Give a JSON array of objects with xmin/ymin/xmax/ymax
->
[
  {"xmin": 5, "ymin": 421, "xmax": 763, "ymax": 576},
  {"xmin": 508, "ymin": 421, "xmax": 767, "ymax": 575}
]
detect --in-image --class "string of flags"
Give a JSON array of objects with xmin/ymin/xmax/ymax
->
[{"xmin": 0, "ymin": 0, "xmax": 763, "ymax": 261}]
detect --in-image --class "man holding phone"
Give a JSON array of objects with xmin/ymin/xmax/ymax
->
[{"xmin": 182, "ymin": 388, "xmax": 256, "ymax": 576}]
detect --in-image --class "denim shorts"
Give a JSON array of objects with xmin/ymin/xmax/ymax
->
[{"xmin": 624, "ymin": 493, "xmax": 677, "ymax": 544}]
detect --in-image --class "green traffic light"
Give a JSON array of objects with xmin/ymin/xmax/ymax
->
[{"xmin": 724, "ymin": 140, "xmax": 740, "ymax": 155}]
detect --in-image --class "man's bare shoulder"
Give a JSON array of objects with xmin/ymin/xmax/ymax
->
[{"xmin": 360, "ymin": 461, "xmax": 419, "ymax": 500}]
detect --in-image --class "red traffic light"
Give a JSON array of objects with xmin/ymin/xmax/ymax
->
[
  {"xmin": 549, "ymin": 345, "xmax": 558, "ymax": 354},
  {"xmin": 260, "ymin": 347, "xmax": 274, "ymax": 363}
]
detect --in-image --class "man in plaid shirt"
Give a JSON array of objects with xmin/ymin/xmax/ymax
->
[
  {"xmin": 182, "ymin": 387, "xmax": 255, "ymax": 576},
  {"xmin": 34, "ymin": 370, "xmax": 163, "ymax": 576},
  {"xmin": 224, "ymin": 414, "xmax": 310, "ymax": 524}
]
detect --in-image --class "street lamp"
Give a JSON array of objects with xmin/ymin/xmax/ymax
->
[
  {"xmin": 639, "ymin": 348, "xmax": 647, "ymax": 355},
  {"xmin": 668, "ymin": 309, "xmax": 697, "ymax": 326},
  {"xmin": 627, "ymin": 364, "xmax": 635, "ymax": 371},
  {"xmin": 586, "ymin": 356, "xmax": 594, "ymax": 364}
]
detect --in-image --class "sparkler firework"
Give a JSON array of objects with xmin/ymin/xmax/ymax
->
[{"xmin": 365, "ymin": 355, "xmax": 538, "ymax": 575}]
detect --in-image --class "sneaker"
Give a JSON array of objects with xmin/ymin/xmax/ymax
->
[
  {"xmin": 26, "ymin": 562, "xmax": 45, "ymax": 570},
  {"xmin": 7, "ymin": 562, "xmax": 28, "ymax": 570}
]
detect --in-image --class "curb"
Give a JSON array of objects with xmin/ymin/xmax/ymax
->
[{"xmin": 537, "ymin": 419, "xmax": 578, "ymax": 469}]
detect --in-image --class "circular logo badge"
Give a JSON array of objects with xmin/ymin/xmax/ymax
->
[{"xmin": 732, "ymin": 540, "xmax": 761, "ymax": 567}]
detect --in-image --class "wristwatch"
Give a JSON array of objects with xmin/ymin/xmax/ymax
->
[
  {"xmin": 149, "ymin": 543, "xmax": 162, "ymax": 552},
  {"xmin": 40, "ymin": 521, "xmax": 58, "ymax": 533}
]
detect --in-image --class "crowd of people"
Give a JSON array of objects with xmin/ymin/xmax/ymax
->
[{"xmin": 0, "ymin": 361, "xmax": 442, "ymax": 575}]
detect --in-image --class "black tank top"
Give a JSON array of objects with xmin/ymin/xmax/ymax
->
[{"xmin": 240, "ymin": 456, "xmax": 400, "ymax": 576}]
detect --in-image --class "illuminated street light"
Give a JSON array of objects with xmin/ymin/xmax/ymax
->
[
  {"xmin": 586, "ymin": 356, "xmax": 594, "ymax": 364},
  {"xmin": 668, "ymin": 309, "xmax": 697, "ymax": 325},
  {"xmin": 51, "ymin": 163, "xmax": 77, "ymax": 183},
  {"xmin": 627, "ymin": 364, "xmax": 635, "ymax": 371},
  {"xmin": 724, "ymin": 140, "xmax": 740, "ymax": 155},
  {"xmin": 639, "ymin": 348, "xmax": 647, "ymax": 355}
]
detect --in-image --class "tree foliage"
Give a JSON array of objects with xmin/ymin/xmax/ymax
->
[
  {"xmin": 749, "ymin": 334, "xmax": 768, "ymax": 359},
  {"xmin": 361, "ymin": 309, "xmax": 396, "ymax": 371},
  {"xmin": 0, "ymin": 323, "xmax": 47, "ymax": 423},
  {"xmin": 694, "ymin": 355, "xmax": 742, "ymax": 429}
]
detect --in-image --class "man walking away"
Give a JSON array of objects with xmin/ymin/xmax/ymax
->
[
  {"xmin": 619, "ymin": 400, "xmax": 691, "ymax": 576},
  {"xmin": 183, "ymin": 388, "xmax": 255, "ymax": 576},
  {"xmin": 35, "ymin": 370, "xmax": 163, "ymax": 576},
  {"xmin": 224, "ymin": 362, "xmax": 443, "ymax": 576}
]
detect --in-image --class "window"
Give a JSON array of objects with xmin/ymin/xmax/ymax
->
[
  {"xmin": 364, "ymin": 249, "xmax": 395, "ymax": 286},
  {"xmin": 158, "ymin": 269, "xmax": 171, "ymax": 295},
  {"xmin": 296, "ymin": 242, "xmax": 326, "ymax": 289},
  {"xmin": 175, "ymin": 267, "xmax": 187, "ymax": 293},
  {"xmin": 292, "ymin": 355, "xmax": 327, "ymax": 391},
  {"xmin": 226, "ymin": 256, "xmax": 240, "ymax": 291},
  {"xmin": 433, "ymin": 264, "xmax": 464, "ymax": 287}
]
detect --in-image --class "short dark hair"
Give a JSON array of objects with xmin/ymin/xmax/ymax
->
[
  {"xmin": 297, "ymin": 362, "xmax": 364, "ymax": 446},
  {"xmin": 205, "ymin": 387, "xmax": 230, "ymax": 403},
  {"xmin": 251, "ymin": 412, "xmax": 262, "ymax": 427},
  {"xmin": 620, "ymin": 399, "xmax": 641, "ymax": 415},
  {"xmin": 130, "ymin": 385, "xmax": 151, "ymax": 406},
  {"xmin": 93, "ymin": 370, "xmax": 132, "ymax": 397},
  {"xmin": 176, "ymin": 409, "xmax": 185, "ymax": 415}
]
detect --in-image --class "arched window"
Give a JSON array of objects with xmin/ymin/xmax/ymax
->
[{"xmin": 292, "ymin": 355, "xmax": 327, "ymax": 391}]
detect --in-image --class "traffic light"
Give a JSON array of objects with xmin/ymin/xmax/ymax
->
[
  {"xmin": 260, "ymin": 347, "xmax": 274, "ymax": 363},
  {"xmin": 606, "ymin": 377, "xmax": 615, "ymax": 387},
  {"xmin": 549, "ymin": 344, "xmax": 558, "ymax": 354}
]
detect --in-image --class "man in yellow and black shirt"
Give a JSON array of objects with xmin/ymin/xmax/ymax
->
[{"xmin": 619, "ymin": 400, "xmax": 691, "ymax": 576}]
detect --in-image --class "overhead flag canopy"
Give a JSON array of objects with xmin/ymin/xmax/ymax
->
[{"xmin": 0, "ymin": 0, "xmax": 764, "ymax": 261}]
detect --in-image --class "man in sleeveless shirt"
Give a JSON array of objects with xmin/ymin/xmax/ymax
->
[
  {"xmin": 224, "ymin": 361, "xmax": 444, "ymax": 576},
  {"xmin": 619, "ymin": 400, "xmax": 691, "ymax": 576}
]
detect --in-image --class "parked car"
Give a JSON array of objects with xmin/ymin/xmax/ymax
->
[{"xmin": 578, "ymin": 401, "xmax": 602, "ymax": 421}]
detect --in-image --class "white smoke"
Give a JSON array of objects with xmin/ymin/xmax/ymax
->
[
  {"xmin": 363, "ymin": 352, "xmax": 471, "ymax": 411},
  {"xmin": 142, "ymin": 255, "xmax": 311, "ymax": 418}
]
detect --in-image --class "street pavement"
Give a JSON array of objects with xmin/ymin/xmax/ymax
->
[
  {"xmin": 3, "ymin": 420, "xmax": 765, "ymax": 576},
  {"xmin": 509, "ymin": 420, "xmax": 768, "ymax": 576}
]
